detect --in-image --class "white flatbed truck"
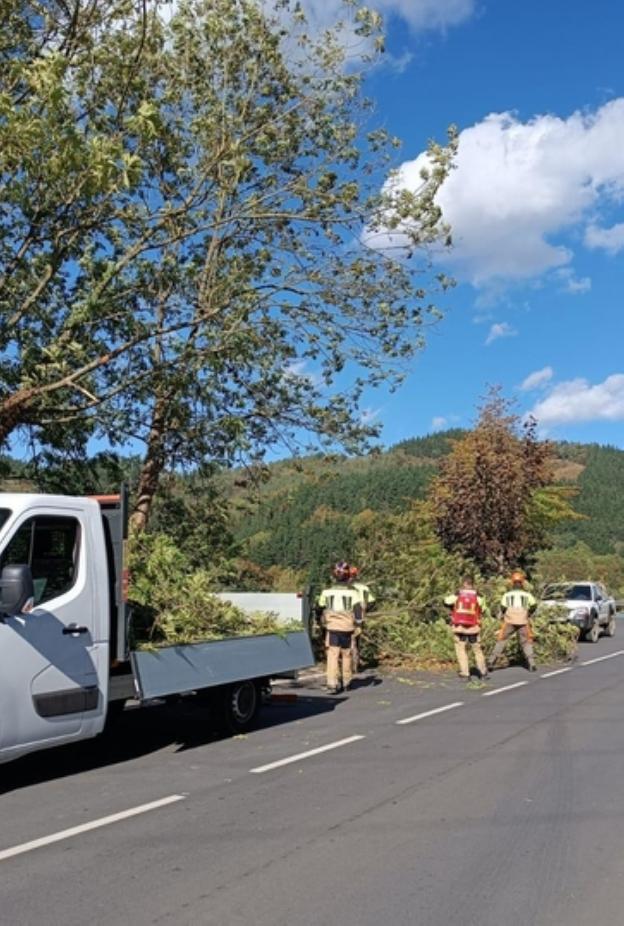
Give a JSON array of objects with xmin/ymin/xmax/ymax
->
[{"xmin": 0, "ymin": 488, "xmax": 314, "ymax": 765}]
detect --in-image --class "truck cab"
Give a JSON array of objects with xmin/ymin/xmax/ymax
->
[{"xmin": 0, "ymin": 495, "xmax": 110, "ymax": 762}]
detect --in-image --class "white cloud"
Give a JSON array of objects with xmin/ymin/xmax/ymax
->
[
  {"xmin": 520, "ymin": 366, "xmax": 554, "ymax": 391},
  {"xmin": 277, "ymin": 0, "xmax": 475, "ymax": 36},
  {"xmin": 529, "ymin": 374, "xmax": 624, "ymax": 426},
  {"xmin": 380, "ymin": 49, "xmax": 414, "ymax": 74},
  {"xmin": 564, "ymin": 275, "xmax": 592, "ymax": 294},
  {"xmin": 366, "ymin": 0, "xmax": 475, "ymax": 31},
  {"xmin": 431, "ymin": 416, "xmax": 448, "ymax": 430},
  {"xmin": 360, "ymin": 406, "xmax": 382, "ymax": 425},
  {"xmin": 485, "ymin": 322, "xmax": 517, "ymax": 345},
  {"xmin": 384, "ymin": 99, "xmax": 624, "ymax": 287},
  {"xmin": 259, "ymin": 0, "xmax": 474, "ymax": 74},
  {"xmin": 585, "ymin": 222, "xmax": 624, "ymax": 255},
  {"xmin": 555, "ymin": 268, "xmax": 592, "ymax": 294},
  {"xmin": 283, "ymin": 359, "xmax": 322, "ymax": 387}
]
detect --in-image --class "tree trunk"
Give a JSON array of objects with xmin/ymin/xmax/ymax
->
[{"xmin": 129, "ymin": 394, "xmax": 169, "ymax": 533}]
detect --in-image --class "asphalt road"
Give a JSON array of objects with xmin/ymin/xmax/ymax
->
[{"xmin": 2, "ymin": 631, "xmax": 624, "ymax": 926}]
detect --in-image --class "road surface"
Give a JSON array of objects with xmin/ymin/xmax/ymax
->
[{"xmin": 2, "ymin": 632, "xmax": 624, "ymax": 925}]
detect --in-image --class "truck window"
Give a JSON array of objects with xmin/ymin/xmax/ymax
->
[
  {"xmin": 544, "ymin": 584, "xmax": 591, "ymax": 601},
  {"xmin": 0, "ymin": 516, "xmax": 80, "ymax": 605},
  {"xmin": 0, "ymin": 508, "xmax": 10, "ymax": 531}
]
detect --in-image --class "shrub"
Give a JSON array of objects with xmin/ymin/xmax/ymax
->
[
  {"xmin": 128, "ymin": 532, "xmax": 296, "ymax": 648},
  {"xmin": 359, "ymin": 613, "xmax": 578, "ymax": 670}
]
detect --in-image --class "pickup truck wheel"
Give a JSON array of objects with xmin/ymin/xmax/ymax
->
[
  {"xmin": 222, "ymin": 680, "xmax": 260, "ymax": 734},
  {"xmin": 605, "ymin": 614, "xmax": 617, "ymax": 638},
  {"xmin": 587, "ymin": 617, "xmax": 601, "ymax": 643}
]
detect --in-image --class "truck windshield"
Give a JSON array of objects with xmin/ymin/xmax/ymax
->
[
  {"xmin": 0, "ymin": 508, "xmax": 10, "ymax": 531},
  {"xmin": 544, "ymin": 584, "xmax": 591, "ymax": 601}
]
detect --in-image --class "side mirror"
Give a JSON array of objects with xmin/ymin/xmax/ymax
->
[{"xmin": 0, "ymin": 564, "xmax": 35, "ymax": 614}]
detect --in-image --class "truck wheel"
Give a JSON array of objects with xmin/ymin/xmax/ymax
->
[
  {"xmin": 605, "ymin": 614, "xmax": 617, "ymax": 638},
  {"xmin": 222, "ymin": 680, "xmax": 260, "ymax": 734},
  {"xmin": 103, "ymin": 698, "xmax": 127, "ymax": 732},
  {"xmin": 587, "ymin": 617, "xmax": 600, "ymax": 643}
]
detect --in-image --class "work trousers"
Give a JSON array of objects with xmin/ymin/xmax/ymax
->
[
  {"xmin": 327, "ymin": 630, "xmax": 353, "ymax": 690},
  {"xmin": 453, "ymin": 631, "xmax": 487, "ymax": 678},
  {"xmin": 489, "ymin": 621, "xmax": 535, "ymax": 666}
]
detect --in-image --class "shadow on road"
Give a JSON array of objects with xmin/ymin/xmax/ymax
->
[{"xmin": 0, "ymin": 693, "xmax": 339, "ymax": 795}]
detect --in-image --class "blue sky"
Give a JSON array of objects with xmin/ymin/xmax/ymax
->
[
  {"xmin": 341, "ymin": 0, "xmax": 624, "ymax": 449},
  {"xmin": 13, "ymin": 0, "xmax": 621, "ymax": 464}
]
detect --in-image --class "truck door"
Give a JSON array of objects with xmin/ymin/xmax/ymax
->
[{"xmin": 0, "ymin": 510, "xmax": 101, "ymax": 751}]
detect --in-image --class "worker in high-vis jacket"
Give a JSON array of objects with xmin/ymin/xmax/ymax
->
[
  {"xmin": 317, "ymin": 563, "xmax": 365, "ymax": 694},
  {"xmin": 350, "ymin": 571, "xmax": 376, "ymax": 613},
  {"xmin": 444, "ymin": 576, "xmax": 489, "ymax": 680},
  {"xmin": 349, "ymin": 566, "xmax": 375, "ymax": 674},
  {"xmin": 488, "ymin": 570, "xmax": 538, "ymax": 672}
]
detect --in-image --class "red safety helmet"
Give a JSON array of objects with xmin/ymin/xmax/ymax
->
[
  {"xmin": 333, "ymin": 561, "xmax": 352, "ymax": 582},
  {"xmin": 510, "ymin": 570, "xmax": 526, "ymax": 587}
]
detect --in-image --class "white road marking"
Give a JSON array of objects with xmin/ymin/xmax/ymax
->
[
  {"xmin": 579, "ymin": 650, "xmax": 624, "ymax": 666},
  {"xmin": 540, "ymin": 667, "xmax": 573, "ymax": 678},
  {"xmin": 482, "ymin": 681, "xmax": 529, "ymax": 697},
  {"xmin": 0, "ymin": 794, "xmax": 185, "ymax": 863},
  {"xmin": 396, "ymin": 701, "xmax": 464, "ymax": 726},
  {"xmin": 250, "ymin": 735, "xmax": 365, "ymax": 773}
]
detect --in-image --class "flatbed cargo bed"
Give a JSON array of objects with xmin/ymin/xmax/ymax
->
[{"xmin": 130, "ymin": 630, "xmax": 314, "ymax": 700}]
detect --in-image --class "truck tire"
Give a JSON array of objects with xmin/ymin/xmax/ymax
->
[
  {"xmin": 106, "ymin": 698, "xmax": 127, "ymax": 721},
  {"xmin": 587, "ymin": 616, "xmax": 601, "ymax": 643},
  {"xmin": 605, "ymin": 614, "xmax": 617, "ymax": 638},
  {"xmin": 221, "ymin": 680, "xmax": 261, "ymax": 734},
  {"xmin": 103, "ymin": 698, "xmax": 127, "ymax": 733}
]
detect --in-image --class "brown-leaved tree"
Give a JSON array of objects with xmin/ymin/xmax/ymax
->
[{"xmin": 429, "ymin": 390, "xmax": 578, "ymax": 576}]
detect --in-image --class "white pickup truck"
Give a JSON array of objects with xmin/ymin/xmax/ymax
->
[
  {"xmin": 540, "ymin": 581, "xmax": 617, "ymax": 642},
  {"xmin": 0, "ymin": 489, "xmax": 314, "ymax": 765}
]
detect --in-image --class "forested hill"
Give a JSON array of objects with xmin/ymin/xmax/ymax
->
[
  {"xmin": 2, "ymin": 431, "xmax": 623, "ymax": 587},
  {"xmin": 231, "ymin": 433, "xmax": 624, "ymax": 583}
]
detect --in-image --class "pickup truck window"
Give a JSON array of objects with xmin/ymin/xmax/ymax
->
[
  {"xmin": 0, "ymin": 516, "xmax": 80, "ymax": 605},
  {"xmin": 0, "ymin": 508, "xmax": 10, "ymax": 531},
  {"xmin": 544, "ymin": 584, "xmax": 592, "ymax": 601}
]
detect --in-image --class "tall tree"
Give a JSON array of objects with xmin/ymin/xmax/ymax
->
[
  {"xmin": 115, "ymin": 0, "xmax": 458, "ymax": 530},
  {"xmin": 0, "ymin": 1, "xmax": 167, "ymax": 446},
  {"xmin": 429, "ymin": 390, "xmax": 578, "ymax": 576},
  {"xmin": 1, "ymin": 1, "xmax": 456, "ymax": 531}
]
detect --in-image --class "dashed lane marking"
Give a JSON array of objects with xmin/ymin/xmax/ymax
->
[
  {"xmin": 396, "ymin": 701, "xmax": 464, "ymax": 726},
  {"xmin": 250, "ymin": 735, "xmax": 366, "ymax": 774},
  {"xmin": 0, "ymin": 795, "xmax": 186, "ymax": 863},
  {"xmin": 482, "ymin": 681, "xmax": 529, "ymax": 697},
  {"xmin": 579, "ymin": 649, "xmax": 624, "ymax": 666},
  {"xmin": 540, "ymin": 667, "xmax": 573, "ymax": 678}
]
